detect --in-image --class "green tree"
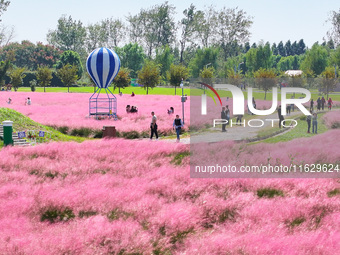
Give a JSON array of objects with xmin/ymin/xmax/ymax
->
[
  {"xmin": 179, "ymin": 4, "xmax": 198, "ymax": 63},
  {"xmin": 85, "ymin": 22, "xmax": 107, "ymax": 53},
  {"xmin": 245, "ymin": 43, "xmax": 272, "ymax": 73},
  {"xmin": 300, "ymin": 43, "xmax": 328, "ymax": 75},
  {"xmin": 0, "ymin": 59, "xmax": 11, "ymax": 86},
  {"xmin": 216, "ymin": 7, "xmax": 253, "ymax": 60},
  {"xmin": 297, "ymin": 39, "xmax": 306, "ymax": 55},
  {"xmin": 189, "ymin": 47, "xmax": 219, "ymax": 77},
  {"xmin": 226, "ymin": 68, "xmax": 243, "ymax": 86},
  {"xmin": 47, "ymin": 15, "xmax": 86, "ymax": 56},
  {"xmin": 56, "ymin": 50, "xmax": 83, "ymax": 78},
  {"xmin": 166, "ymin": 64, "xmax": 189, "ymax": 95},
  {"xmin": 320, "ymin": 66, "xmax": 337, "ymax": 99},
  {"xmin": 113, "ymin": 67, "xmax": 131, "ymax": 93},
  {"xmin": 115, "ymin": 43, "xmax": 145, "ymax": 78},
  {"xmin": 277, "ymin": 41, "xmax": 286, "ymax": 56},
  {"xmin": 194, "ymin": 6, "xmax": 217, "ymax": 48},
  {"xmin": 137, "ymin": 60, "xmax": 161, "ymax": 94},
  {"xmin": 199, "ymin": 66, "xmax": 215, "ymax": 85},
  {"xmin": 9, "ymin": 67, "xmax": 26, "ymax": 91},
  {"xmin": 254, "ymin": 68, "xmax": 277, "ymax": 99},
  {"xmin": 102, "ymin": 18, "xmax": 126, "ymax": 48},
  {"xmin": 0, "ymin": 0, "xmax": 10, "ymax": 22},
  {"xmin": 326, "ymin": 8, "xmax": 340, "ymax": 46},
  {"xmin": 56, "ymin": 64, "xmax": 78, "ymax": 93},
  {"xmin": 128, "ymin": 2, "xmax": 176, "ymax": 56},
  {"xmin": 36, "ymin": 66, "xmax": 52, "ymax": 92},
  {"xmin": 155, "ymin": 45, "xmax": 174, "ymax": 80}
]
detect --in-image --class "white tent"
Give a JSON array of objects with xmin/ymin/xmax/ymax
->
[{"xmin": 285, "ymin": 70, "xmax": 303, "ymax": 76}]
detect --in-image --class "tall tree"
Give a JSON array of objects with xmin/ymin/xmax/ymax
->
[
  {"xmin": 102, "ymin": 18, "xmax": 126, "ymax": 48},
  {"xmin": 297, "ymin": 39, "xmax": 306, "ymax": 55},
  {"xmin": 113, "ymin": 67, "xmax": 131, "ymax": 93},
  {"xmin": 166, "ymin": 64, "xmax": 189, "ymax": 95},
  {"xmin": 216, "ymin": 7, "xmax": 253, "ymax": 60},
  {"xmin": 285, "ymin": 40, "xmax": 292, "ymax": 56},
  {"xmin": 56, "ymin": 50, "xmax": 83, "ymax": 78},
  {"xmin": 320, "ymin": 66, "xmax": 337, "ymax": 99},
  {"xmin": 271, "ymin": 43, "xmax": 278, "ymax": 55},
  {"xmin": 155, "ymin": 45, "xmax": 174, "ymax": 80},
  {"xmin": 253, "ymin": 68, "xmax": 277, "ymax": 99},
  {"xmin": 47, "ymin": 15, "xmax": 86, "ymax": 56},
  {"xmin": 36, "ymin": 66, "xmax": 52, "ymax": 92},
  {"xmin": 277, "ymin": 41, "xmax": 286, "ymax": 56},
  {"xmin": 115, "ymin": 43, "xmax": 145, "ymax": 78},
  {"xmin": 194, "ymin": 6, "xmax": 217, "ymax": 48},
  {"xmin": 189, "ymin": 47, "xmax": 219, "ymax": 77},
  {"xmin": 56, "ymin": 64, "xmax": 78, "ymax": 93},
  {"xmin": 85, "ymin": 22, "xmax": 107, "ymax": 53},
  {"xmin": 326, "ymin": 8, "xmax": 340, "ymax": 47},
  {"xmin": 179, "ymin": 4, "xmax": 198, "ymax": 64},
  {"xmin": 137, "ymin": 60, "xmax": 161, "ymax": 94},
  {"xmin": 300, "ymin": 43, "xmax": 328, "ymax": 75},
  {"xmin": 9, "ymin": 67, "xmax": 26, "ymax": 91},
  {"xmin": 0, "ymin": 0, "xmax": 10, "ymax": 22},
  {"xmin": 128, "ymin": 2, "xmax": 176, "ymax": 57}
]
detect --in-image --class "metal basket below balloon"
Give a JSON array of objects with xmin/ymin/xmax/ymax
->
[{"xmin": 89, "ymin": 88, "xmax": 117, "ymax": 120}]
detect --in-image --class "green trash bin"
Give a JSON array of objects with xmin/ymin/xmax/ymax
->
[{"xmin": 3, "ymin": 120, "xmax": 13, "ymax": 146}]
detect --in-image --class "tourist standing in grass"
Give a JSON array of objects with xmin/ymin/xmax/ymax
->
[
  {"xmin": 310, "ymin": 99, "xmax": 314, "ymax": 112},
  {"xmin": 173, "ymin": 115, "xmax": 184, "ymax": 142},
  {"xmin": 312, "ymin": 112, "xmax": 318, "ymax": 134},
  {"xmin": 221, "ymin": 107, "xmax": 227, "ymax": 132},
  {"xmin": 225, "ymin": 105, "xmax": 230, "ymax": 126},
  {"xmin": 306, "ymin": 114, "xmax": 312, "ymax": 133},
  {"xmin": 150, "ymin": 111, "xmax": 158, "ymax": 140},
  {"xmin": 278, "ymin": 105, "xmax": 284, "ymax": 128}
]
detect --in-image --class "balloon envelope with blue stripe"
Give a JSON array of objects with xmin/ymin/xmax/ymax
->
[{"xmin": 86, "ymin": 48, "xmax": 121, "ymax": 89}]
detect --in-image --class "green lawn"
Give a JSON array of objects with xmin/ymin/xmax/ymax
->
[
  {"xmin": 261, "ymin": 113, "xmax": 328, "ymax": 143},
  {"xmin": 16, "ymin": 86, "xmax": 340, "ymax": 102},
  {"xmin": 0, "ymin": 108, "xmax": 87, "ymax": 143}
]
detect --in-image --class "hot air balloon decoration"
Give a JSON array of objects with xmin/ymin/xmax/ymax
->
[{"xmin": 87, "ymin": 47, "xmax": 120, "ymax": 119}]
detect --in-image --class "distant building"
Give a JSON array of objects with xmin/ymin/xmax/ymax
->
[{"xmin": 285, "ymin": 70, "xmax": 303, "ymax": 76}]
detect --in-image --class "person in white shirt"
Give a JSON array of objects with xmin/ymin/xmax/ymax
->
[{"xmin": 150, "ymin": 111, "xmax": 158, "ymax": 140}]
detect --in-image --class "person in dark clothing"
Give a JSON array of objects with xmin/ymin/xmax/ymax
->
[
  {"xmin": 310, "ymin": 99, "xmax": 314, "ymax": 112},
  {"xmin": 278, "ymin": 105, "xmax": 284, "ymax": 128},
  {"xmin": 306, "ymin": 114, "xmax": 311, "ymax": 133},
  {"xmin": 221, "ymin": 107, "xmax": 227, "ymax": 132},
  {"xmin": 150, "ymin": 112, "xmax": 158, "ymax": 140},
  {"xmin": 286, "ymin": 104, "xmax": 291, "ymax": 115},
  {"xmin": 236, "ymin": 114, "xmax": 243, "ymax": 126},
  {"xmin": 316, "ymin": 97, "xmax": 321, "ymax": 111},
  {"xmin": 225, "ymin": 105, "xmax": 230, "ymax": 126},
  {"xmin": 321, "ymin": 96, "xmax": 326, "ymax": 110},
  {"xmin": 173, "ymin": 115, "xmax": 184, "ymax": 142}
]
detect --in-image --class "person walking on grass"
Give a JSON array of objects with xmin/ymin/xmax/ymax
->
[
  {"xmin": 306, "ymin": 114, "xmax": 311, "ymax": 133},
  {"xmin": 321, "ymin": 96, "xmax": 326, "ymax": 110},
  {"xmin": 317, "ymin": 97, "xmax": 321, "ymax": 111},
  {"xmin": 173, "ymin": 115, "xmax": 184, "ymax": 142},
  {"xmin": 221, "ymin": 107, "xmax": 227, "ymax": 132},
  {"xmin": 328, "ymin": 98, "xmax": 333, "ymax": 110},
  {"xmin": 312, "ymin": 111, "xmax": 318, "ymax": 134},
  {"xmin": 278, "ymin": 105, "xmax": 284, "ymax": 128},
  {"xmin": 150, "ymin": 111, "xmax": 158, "ymax": 140}
]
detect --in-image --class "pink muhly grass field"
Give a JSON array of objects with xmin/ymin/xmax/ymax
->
[
  {"xmin": 0, "ymin": 133, "xmax": 339, "ymax": 254},
  {"xmin": 0, "ymin": 91, "xmax": 190, "ymax": 133},
  {"xmin": 323, "ymin": 110, "xmax": 340, "ymax": 129}
]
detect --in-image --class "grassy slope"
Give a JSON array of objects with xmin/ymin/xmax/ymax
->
[{"xmin": 0, "ymin": 108, "xmax": 87, "ymax": 145}]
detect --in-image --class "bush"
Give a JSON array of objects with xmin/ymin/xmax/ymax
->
[
  {"xmin": 29, "ymin": 79, "xmax": 37, "ymax": 92},
  {"xmin": 331, "ymin": 122, "xmax": 340, "ymax": 129},
  {"xmin": 57, "ymin": 126, "xmax": 69, "ymax": 134},
  {"xmin": 70, "ymin": 127, "xmax": 93, "ymax": 137},
  {"xmin": 41, "ymin": 207, "xmax": 75, "ymax": 223},
  {"xmin": 122, "ymin": 131, "xmax": 140, "ymax": 139},
  {"xmin": 257, "ymin": 188, "xmax": 284, "ymax": 198},
  {"xmin": 93, "ymin": 129, "xmax": 103, "ymax": 138}
]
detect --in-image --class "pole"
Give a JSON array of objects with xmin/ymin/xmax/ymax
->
[
  {"xmin": 182, "ymin": 86, "xmax": 185, "ymax": 124},
  {"xmin": 3, "ymin": 120, "xmax": 13, "ymax": 146}
]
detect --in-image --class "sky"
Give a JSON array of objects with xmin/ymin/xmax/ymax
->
[{"xmin": 1, "ymin": 0, "xmax": 339, "ymax": 48}]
